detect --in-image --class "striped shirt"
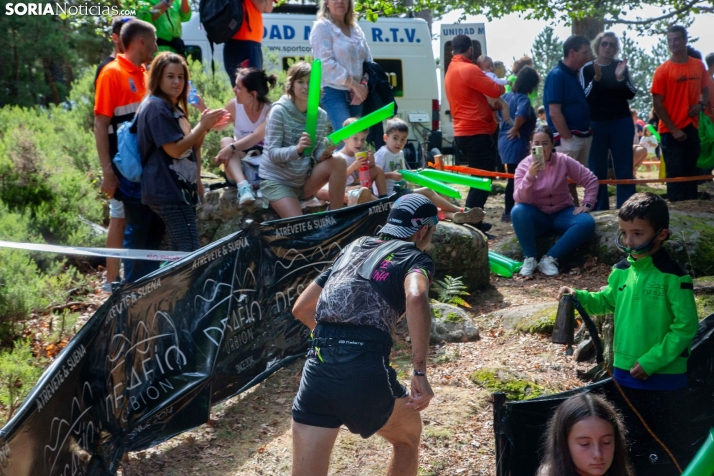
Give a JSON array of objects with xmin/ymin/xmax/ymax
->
[{"xmin": 260, "ymin": 95, "xmax": 331, "ymax": 187}]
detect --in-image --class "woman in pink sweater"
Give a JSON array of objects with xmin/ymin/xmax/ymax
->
[{"xmin": 512, "ymin": 125, "xmax": 598, "ymax": 276}]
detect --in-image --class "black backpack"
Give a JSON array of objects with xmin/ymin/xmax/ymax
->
[{"xmin": 199, "ymin": 0, "xmax": 244, "ymax": 45}]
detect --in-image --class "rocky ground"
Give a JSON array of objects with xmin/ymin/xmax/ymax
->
[{"xmin": 27, "ymin": 168, "xmax": 714, "ymax": 476}]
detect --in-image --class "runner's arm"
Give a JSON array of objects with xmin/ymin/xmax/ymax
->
[
  {"xmin": 404, "ymin": 272, "xmax": 431, "ymax": 373},
  {"xmin": 292, "ymin": 281, "xmax": 322, "ymax": 330}
]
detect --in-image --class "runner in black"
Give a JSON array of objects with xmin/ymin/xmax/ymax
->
[{"xmin": 291, "ymin": 194, "xmax": 438, "ymax": 476}]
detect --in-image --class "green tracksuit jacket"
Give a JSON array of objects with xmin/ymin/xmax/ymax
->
[
  {"xmin": 137, "ymin": 0, "xmax": 191, "ymax": 50},
  {"xmin": 574, "ymin": 248, "xmax": 698, "ymax": 377}
]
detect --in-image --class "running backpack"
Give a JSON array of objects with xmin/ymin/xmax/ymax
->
[{"xmin": 199, "ymin": 0, "xmax": 244, "ymax": 45}]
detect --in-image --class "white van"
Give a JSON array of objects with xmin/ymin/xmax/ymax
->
[
  {"xmin": 182, "ymin": 12, "xmax": 439, "ymax": 165},
  {"xmin": 438, "ymin": 23, "xmax": 487, "ymax": 156}
]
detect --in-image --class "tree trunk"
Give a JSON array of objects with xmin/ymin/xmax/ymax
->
[{"xmin": 571, "ymin": 17, "xmax": 605, "ymax": 40}]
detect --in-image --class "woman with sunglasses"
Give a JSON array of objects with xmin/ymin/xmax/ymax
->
[{"xmin": 580, "ymin": 32, "xmax": 638, "ymax": 211}]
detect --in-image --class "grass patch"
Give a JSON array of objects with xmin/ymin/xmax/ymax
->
[
  {"xmin": 469, "ymin": 368, "xmax": 545, "ymax": 401},
  {"xmin": 695, "ymin": 294, "xmax": 714, "ymax": 320}
]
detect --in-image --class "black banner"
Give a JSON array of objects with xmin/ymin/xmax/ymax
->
[
  {"xmin": 0, "ymin": 198, "xmax": 394, "ymax": 475},
  {"xmin": 494, "ymin": 312, "xmax": 714, "ymax": 476}
]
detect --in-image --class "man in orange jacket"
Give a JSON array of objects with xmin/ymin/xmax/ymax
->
[{"xmin": 445, "ymin": 34, "xmax": 505, "ymax": 232}]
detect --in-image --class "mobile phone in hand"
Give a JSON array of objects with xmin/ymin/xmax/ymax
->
[{"xmin": 532, "ymin": 146, "xmax": 545, "ymax": 170}]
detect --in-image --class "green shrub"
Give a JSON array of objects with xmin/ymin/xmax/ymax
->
[
  {"xmin": 0, "ymin": 340, "xmax": 46, "ymax": 423},
  {"xmin": 0, "ymin": 105, "xmax": 103, "ymax": 246}
]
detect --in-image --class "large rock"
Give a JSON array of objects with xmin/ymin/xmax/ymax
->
[
  {"xmin": 425, "ymin": 222, "xmax": 489, "ymax": 291},
  {"xmin": 430, "ymin": 303, "xmax": 479, "ymax": 343},
  {"xmin": 197, "ymin": 188, "xmax": 491, "ymax": 288},
  {"xmin": 492, "ymin": 209, "xmax": 714, "ymax": 276},
  {"xmin": 489, "ymin": 303, "xmax": 559, "ymax": 333},
  {"xmin": 196, "ymin": 187, "xmax": 326, "ymax": 245}
]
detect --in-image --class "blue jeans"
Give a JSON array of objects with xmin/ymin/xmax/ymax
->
[
  {"xmin": 511, "ymin": 203, "xmax": 595, "ymax": 260},
  {"xmin": 588, "ymin": 116, "xmax": 636, "ymax": 210},
  {"xmin": 223, "ymin": 39, "xmax": 263, "ymax": 87},
  {"xmin": 321, "ymin": 86, "xmax": 363, "ymax": 132}
]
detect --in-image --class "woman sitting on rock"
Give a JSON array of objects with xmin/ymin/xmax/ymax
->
[
  {"xmin": 215, "ymin": 67, "xmax": 277, "ymax": 206},
  {"xmin": 512, "ymin": 125, "xmax": 598, "ymax": 277},
  {"xmin": 259, "ymin": 61, "xmax": 345, "ymax": 218}
]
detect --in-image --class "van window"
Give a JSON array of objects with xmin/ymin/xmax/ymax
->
[
  {"xmin": 443, "ymin": 40, "xmax": 483, "ymax": 73},
  {"xmin": 185, "ymin": 45, "xmax": 203, "ymax": 64},
  {"xmin": 373, "ymin": 59, "xmax": 403, "ymax": 97}
]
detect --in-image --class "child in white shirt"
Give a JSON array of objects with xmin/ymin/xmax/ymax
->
[
  {"xmin": 374, "ymin": 118, "xmax": 485, "ymax": 224},
  {"xmin": 321, "ymin": 117, "xmax": 387, "ymax": 206}
]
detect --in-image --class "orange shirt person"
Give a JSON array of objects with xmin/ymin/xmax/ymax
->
[
  {"xmin": 223, "ymin": 0, "xmax": 273, "ymax": 87},
  {"xmin": 444, "ymin": 34, "xmax": 504, "ymax": 231},
  {"xmin": 651, "ymin": 25, "xmax": 711, "ymax": 202}
]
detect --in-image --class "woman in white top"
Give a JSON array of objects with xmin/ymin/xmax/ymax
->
[
  {"xmin": 216, "ymin": 67, "xmax": 276, "ymax": 205},
  {"xmin": 309, "ymin": 0, "xmax": 372, "ymax": 132}
]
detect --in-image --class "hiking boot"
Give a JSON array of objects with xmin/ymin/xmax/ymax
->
[
  {"xmin": 238, "ymin": 183, "xmax": 255, "ymax": 206},
  {"xmin": 520, "ymin": 257, "xmax": 538, "ymax": 276},
  {"xmin": 452, "ymin": 207, "xmax": 485, "ymax": 224},
  {"xmin": 538, "ymin": 255, "xmax": 559, "ymax": 276},
  {"xmin": 347, "ymin": 187, "xmax": 372, "ymax": 206}
]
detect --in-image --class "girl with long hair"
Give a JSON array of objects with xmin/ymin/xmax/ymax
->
[
  {"xmin": 137, "ymin": 52, "xmax": 228, "ymax": 251},
  {"xmin": 538, "ymin": 393, "xmax": 633, "ymax": 476}
]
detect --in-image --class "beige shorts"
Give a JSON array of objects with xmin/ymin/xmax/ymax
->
[
  {"xmin": 558, "ymin": 136, "xmax": 593, "ymax": 166},
  {"xmin": 260, "ymin": 179, "xmax": 306, "ymax": 202}
]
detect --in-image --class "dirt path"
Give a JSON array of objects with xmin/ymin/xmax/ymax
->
[{"xmin": 121, "ymin": 179, "xmax": 631, "ymax": 476}]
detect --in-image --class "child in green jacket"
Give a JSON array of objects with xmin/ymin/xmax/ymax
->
[{"xmin": 559, "ymin": 192, "xmax": 698, "ymax": 469}]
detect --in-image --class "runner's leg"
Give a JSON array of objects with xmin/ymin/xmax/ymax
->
[
  {"xmin": 291, "ymin": 421, "xmax": 339, "ymax": 476},
  {"xmin": 377, "ymin": 398, "xmax": 423, "ymax": 476}
]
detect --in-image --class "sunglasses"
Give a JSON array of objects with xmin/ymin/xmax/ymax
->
[{"xmin": 600, "ymin": 41, "xmax": 617, "ymax": 49}]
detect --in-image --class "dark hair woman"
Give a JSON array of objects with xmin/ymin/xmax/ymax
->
[{"xmin": 215, "ymin": 67, "xmax": 278, "ymax": 206}]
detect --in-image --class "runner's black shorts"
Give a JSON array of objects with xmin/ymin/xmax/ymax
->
[{"xmin": 292, "ymin": 322, "xmax": 407, "ymax": 438}]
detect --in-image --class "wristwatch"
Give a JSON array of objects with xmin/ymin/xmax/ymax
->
[
  {"xmin": 413, "ymin": 370, "xmax": 426, "ymax": 377},
  {"xmin": 584, "ymin": 203, "xmax": 592, "ymax": 209},
  {"xmin": 230, "ymin": 143, "xmax": 237, "ymax": 152}
]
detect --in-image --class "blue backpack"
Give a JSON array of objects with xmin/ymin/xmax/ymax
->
[{"xmin": 113, "ymin": 98, "xmax": 149, "ymax": 182}]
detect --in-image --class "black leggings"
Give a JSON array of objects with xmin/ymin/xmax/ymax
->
[
  {"xmin": 149, "ymin": 202, "xmax": 199, "ymax": 252},
  {"xmin": 505, "ymin": 178, "xmax": 515, "ymax": 215}
]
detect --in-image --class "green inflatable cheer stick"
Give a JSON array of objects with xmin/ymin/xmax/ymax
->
[
  {"xmin": 304, "ymin": 59, "xmax": 322, "ymax": 155},
  {"xmin": 488, "ymin": 251, "xmax": 523, "ymax": 274},
  {"xmin": 682, "ymin": 428, "xmax": 714, "ymax": 476},
  {"xmin": 489, "ymin": 260, "xmax": 513, "ymax": 278},
  {"xmin": 326, "ymin": 102, "xmax": 395, "ymax": 146},
  {"xmin": 398, "ymin": 169, "xmax": 461, "ymax": 199},
  {"xmin": 420, "ymin": 169, "xmax": 492, "ymax": 192},
  {"xmin": 646, "ymin": 124, "xmax": 661, "ymax": 143}
]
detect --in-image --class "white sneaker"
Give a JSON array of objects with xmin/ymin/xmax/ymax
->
[
  {"xmin": 238, "ymin": 183, "xmax": 255, "ymax": 206},
  {"xmin": 347, "ymin": 187, "xmax": 371, "ymax": 206},
  {"xmin": 520, "ymin": 257, "xmax": 538, "ymax": 276},
  {"xmin": 537, "ymin": 255, "xmax": 559, "ymax": 276}
]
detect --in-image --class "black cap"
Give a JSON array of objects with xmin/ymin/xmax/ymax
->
[{"xmin": 380, "ymin": 194, "xmax": 439, "ymax": 239}]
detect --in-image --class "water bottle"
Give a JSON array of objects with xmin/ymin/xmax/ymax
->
[{"xmin": 188, "ymin": 80, "xmax": 199, "ymax": 106}]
